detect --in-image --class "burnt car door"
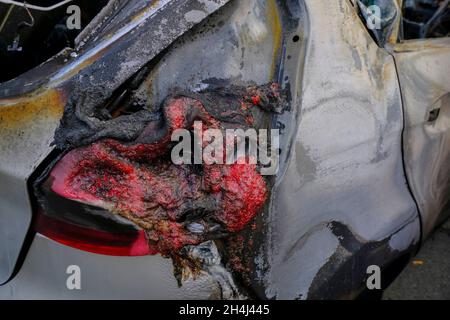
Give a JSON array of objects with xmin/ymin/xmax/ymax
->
[
  {"xmin": 262, "ymin": 0, "xmax": 421, "ymax": 299},
  {"xmin": 393, "ymin": 0, "xmax": 450, "ymax": 238}
]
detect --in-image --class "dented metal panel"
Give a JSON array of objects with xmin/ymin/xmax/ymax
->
[{"xmin": 264, "ymin": 0, "xmax": 420, "ymax": 299}]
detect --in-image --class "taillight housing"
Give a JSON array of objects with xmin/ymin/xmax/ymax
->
[{"xmin": 34, "ymin": 177, "xmax": 152, "ymax": 256}]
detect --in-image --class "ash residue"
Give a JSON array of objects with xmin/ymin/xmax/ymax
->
[
  {"xmin": 53, "ymin": 83, "xmax": 287, "ymax": 149},
  {"xmin": 54, "ymin": 86, "xmax": 161, "ymax": 148}
]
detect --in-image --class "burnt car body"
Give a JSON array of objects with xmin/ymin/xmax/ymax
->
[{"xmin": 0, "ymin": 0, "xmax": 448, "ymax": 299}]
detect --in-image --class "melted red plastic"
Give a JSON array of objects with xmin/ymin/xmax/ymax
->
[{"xmin": 49, "ymin": 96, "xmax": 268, "ymax": 256}]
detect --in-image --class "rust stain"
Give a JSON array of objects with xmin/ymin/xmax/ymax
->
[
  {"xmin": 52, "ymin": 49, "xmax": 105, "ymax": 86},
  {"xmin": 0, "ymin": 89, "xmax": 66, "ymax": 130},
  {"xmin": 58, "ymin": 58, "xmax": 93, "ymax": 84},
  {"xmin": 267, "ymin": 0, "xmax": 282, "ymax": 78},
  {"xmin": 395, "ymin": 39, "xmax": 450, "ymax": 53},
  {"xmin": 130, "ymin": 0, "xmax": 160, "ymax": 24}
]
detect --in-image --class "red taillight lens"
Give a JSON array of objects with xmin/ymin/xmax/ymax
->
[
  {"xmin": 34, "ymin": 171, "xmax": 154, "ymax": 256},
  {"xmin": 34, "ymin": 211, "xmax": 152, "ymax": 256}
]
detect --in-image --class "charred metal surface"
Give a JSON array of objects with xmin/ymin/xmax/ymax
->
[
  {"xmin": 264, "ymin": 0, "xmax": 420, "ymax": 299},
  {"xmin": 51, "ymin": 0, "xmax": 232, "ymax": 104},
  {"xmin": 1, "ymin": 0, "xmax": 440, "ymax": 300},
  {"xmin": 0, "ymin": 1, "xmax": 108, "ymax": 83},
  {"xmin": 0, "ymin": 0, "xmax": 231, "ymax": 286},
  {"xmin": 307, "ymin": 219, "xmax": 419, "ymax": 299},
  {"xmin": 0, "ymin": 0, "xmax": 231, "ymax": 98},
  {"xmin": 93, "ymin": 0, "xmax": 290, "ymax": 298},
  {"xmin": 54, "ymin": 83, "xmax": 285, "ymax": 148},
  {"xmin": 0, "ymin": 0, "xmax": 288, "ymax": 299}
]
